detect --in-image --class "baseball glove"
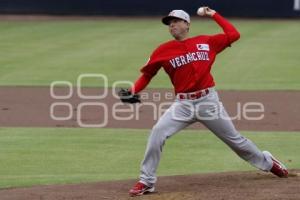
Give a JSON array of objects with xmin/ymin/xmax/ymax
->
[{"xmin": 118, "ymin": 88, "xmax": 141, "ymax": 104}]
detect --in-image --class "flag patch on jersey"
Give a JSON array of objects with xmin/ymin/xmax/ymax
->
[{"xmin": 196, "ymin": 44, "xmax": 210, "ymax": 51}]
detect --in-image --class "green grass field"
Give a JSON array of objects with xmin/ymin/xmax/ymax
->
[
  {"xmin": 0, "ymin": 18, "xmax": 299, "ymax": 189},
  {"xmin": 0, "ymin": 18, "xmax": 299, "ymax": 89},
  {"xmin": 0, "ymin": 128, "xmax": 299, "ymax": 189}
]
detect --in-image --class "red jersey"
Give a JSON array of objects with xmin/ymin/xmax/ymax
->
[{"xmin": 131, "ymin": 13, "xmax": 240, "ymax": 94}]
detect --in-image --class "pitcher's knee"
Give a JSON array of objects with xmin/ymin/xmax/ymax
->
[
  {"xmin": 152, "ymin": 121, "xmax": 169, "ymax": 133},
  {"xmin": 221, "ymin": 132, "xmax": 246, "ymax": 146},
  {"xmin": 225, "ymin": 135, "xmax": 251, "ymax": 151},
  {"xmin": 149, "ymin": 125, "xmax": 170, "ymax": 148}
]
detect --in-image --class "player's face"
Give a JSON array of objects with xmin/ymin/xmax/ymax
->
[{"xmin": 168, "ymin": 19, "xmax": 189, "ymax": 41}]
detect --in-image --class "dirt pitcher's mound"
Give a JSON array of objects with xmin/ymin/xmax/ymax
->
[{"xmin": 0, "ymin": 170, "xmax": 299, "ymax": 200}]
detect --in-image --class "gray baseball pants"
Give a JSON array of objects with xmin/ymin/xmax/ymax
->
[{"xmin": 139, "ymin": 88, "xmax": 273, "ymax": 186}]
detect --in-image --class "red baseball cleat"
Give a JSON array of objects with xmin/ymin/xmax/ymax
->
[
  {"xmin": 270, "ymin": 158, "xmax": 289, "ymax": 178},
  {"xmin": 264, "ymin": 151, "xmax": 288, "ymax": 178},
  {"xmin": 129, "ymin": 181, "xmax": 155, "ymax": 196}
]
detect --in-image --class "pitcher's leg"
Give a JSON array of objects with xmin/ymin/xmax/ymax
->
[
  {"xmin": 140, "ymin": 108, "xmax": 191, "ymax": 186},
  {"xmin": 200, "ymin": 104, "xmax": 273, "ymax": 171}
]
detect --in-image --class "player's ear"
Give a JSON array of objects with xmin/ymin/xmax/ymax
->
[{"xmin": 186, "ymin": 22, "xmax": 190, "ymax": 32}]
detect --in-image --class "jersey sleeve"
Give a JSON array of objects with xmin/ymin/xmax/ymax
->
[
  {"xmin": 129, "ymin": 47, "xmax": 162, "ymax": 94},
  {"xmin": 129, "ymin": 73, "xmax": 151, "ymax": 94},
  {"xmin": 209, "ymin": 13, "xmax": 240, "ymax": 53},
  {"xmin": 140, "ymin": 48, "xmax": 162, "ymax": 79}
]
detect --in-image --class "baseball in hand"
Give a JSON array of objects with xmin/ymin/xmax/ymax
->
[{"xmin": 197, "ymin": 7, "xmax": 206, "ymax": 16}]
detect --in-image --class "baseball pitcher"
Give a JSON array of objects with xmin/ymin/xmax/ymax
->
[{"xmin": 118, "ymin": 7, "xmax": 289, "ymax": 197}]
